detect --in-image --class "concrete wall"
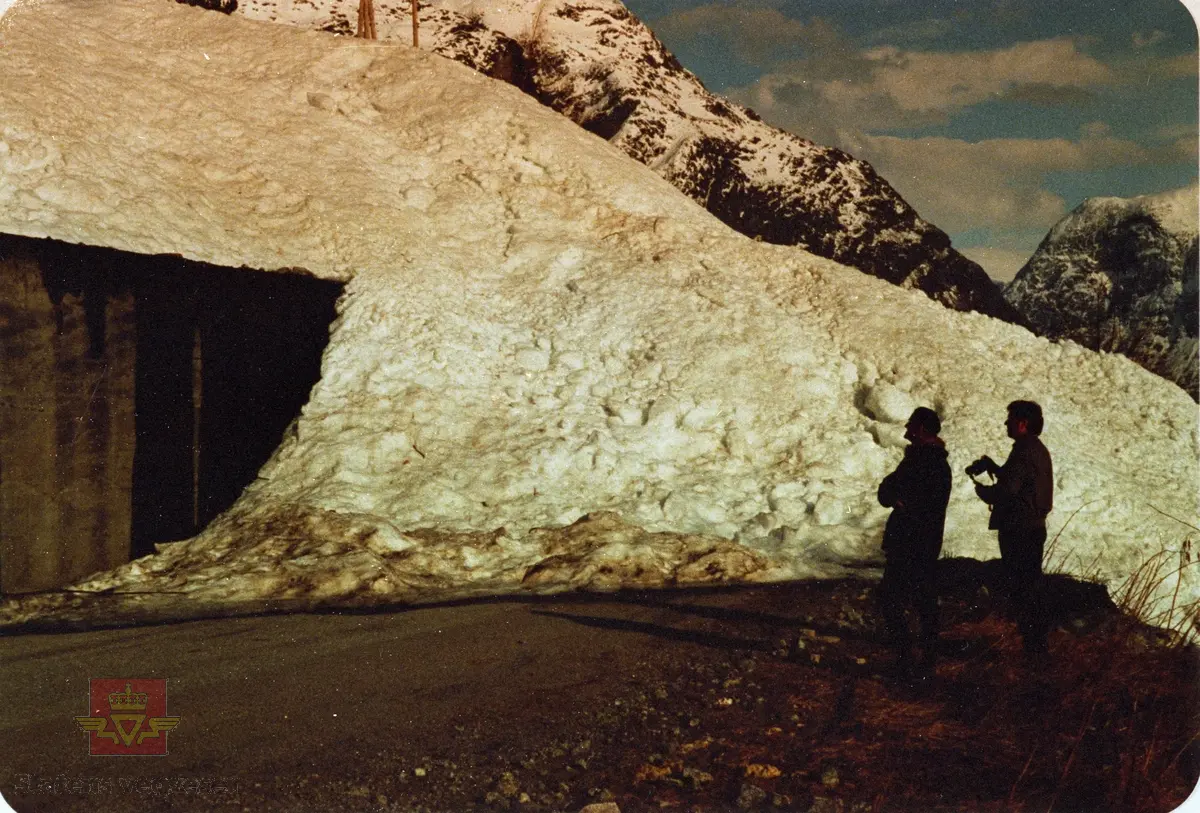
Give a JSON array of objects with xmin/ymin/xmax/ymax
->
[{"xmin": 0, "ymin": 240, "xmax": 135, "ymax": 593}]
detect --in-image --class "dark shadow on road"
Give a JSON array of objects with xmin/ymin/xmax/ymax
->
[
  {"xmin": 597, "ymin": 592, "xmax": 882, "ymax": 650},
  {"xmin": 528, "ymin": 608, "xmax": 768, "ymax": 652},
  {"xmin": 602, "ymin": 590, "xmax": 810, "ymax": 627}
]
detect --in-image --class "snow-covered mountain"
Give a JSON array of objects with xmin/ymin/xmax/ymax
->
[
  {"xmin": 227, "ymin": 0, "xmax": 1023, "ymax": 324},
  {"xmin": 1005, "ymin": 188, "xmax": 1199, "ymax": 398},
  {"xmin": 0, "ymin": 0, "xmax": 1194, "ymax": 630}
]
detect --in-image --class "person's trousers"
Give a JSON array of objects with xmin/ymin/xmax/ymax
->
[
  {"xmin": 879, "ymin": 555, "xmax": 939, "ymax": 656},
  {"xmin": 997, "ymin": 525, "xmax": 1049, "ymax": 652}
]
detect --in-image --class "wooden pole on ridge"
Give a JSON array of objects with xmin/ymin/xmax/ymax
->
[
  {"xmin": 411, "ymin": 0, "xmax": 420, "ymax": 47},
  {"xmin": 356, "ymin": 0, "xmax": 376, "ymax": 39}
]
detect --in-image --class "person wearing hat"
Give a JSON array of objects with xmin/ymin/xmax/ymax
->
[{"xmin": 877, "ymin": 406, "xmax": 953, "ymax": 675}]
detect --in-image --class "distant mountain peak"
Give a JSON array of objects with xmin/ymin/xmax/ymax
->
[
  {"xmin": 1006, "ymin": 186, "xmax": 1199, "ymax": 398},
  {"xmin": 1055, "ymin": 187, "xmax": 1199, "ymax": 242}
]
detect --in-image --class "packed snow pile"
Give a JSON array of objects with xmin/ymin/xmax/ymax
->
[
  {"xmin": 0, "ymin": 0, "xmax": 1196, "ymax": 629},
  {"xmin": 231, "ymin": 0, "xmax": 1021, "ymax": 324},
  {"xmin": 1005, "ymin": 187, "xmax": 1199, "ymax": 399}
]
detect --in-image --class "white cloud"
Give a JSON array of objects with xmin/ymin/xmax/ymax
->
[
  {"xmin": 649, "ymin": 5, "xmax": 819, "ymax": 68},
  {"xmin": 867, "ymin": 16, "xmax": 958, "ymax": 47},
  {"xmin": 729, "ymin": 38, "xmax": 1112, "ymax": 134},
  {"xmin": 846, "ymin": 39, "xmax": 1113, "ymax": 114},
  {"xmin": 1156, "ymin": 122, "xmax": 1200, "ymax": 163},
  {"xmin": 1132, "ymin": 30, "xmax": 1168, "ymax": 49},
  {"xmin": 726, "ymin": 37, "xmax": 1118, "ymax": 151},
  {"xmin": 1161, "ymin": 51, "xmax": 1200, "ymax": 78},
  {"xmin": 1166, "ymin": 135, "xmax": 1199, "ymax": 163},
  {"xmin": 841, "ymin": 131, "xmax": 1151, "ymax": 234}
]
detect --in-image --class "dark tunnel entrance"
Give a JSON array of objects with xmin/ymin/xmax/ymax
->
[{"xmin": 0, "ymin": 236, "xmax": 343, "ymax": 593}]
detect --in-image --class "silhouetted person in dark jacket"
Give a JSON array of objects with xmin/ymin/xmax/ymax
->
[
  {"xmin": 877, "ymin": 407, "xmax": 952, "ymax": 674},
  {"xmin": 970, "ymin": 400, "xmax": 1054, "ymax": 656}
]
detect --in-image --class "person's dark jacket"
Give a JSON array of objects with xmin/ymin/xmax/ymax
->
[
  {"xmin": 878, "ymin": 440, "xmax": 952, "ymax": 561},
  {"xmin": 976, "ymin": 436, "xmax": 1053, "ymax": 530}
]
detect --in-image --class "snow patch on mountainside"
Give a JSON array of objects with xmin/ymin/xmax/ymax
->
[{"xmin": 0, "ymin": 0, "xmax": 1194, "ymax": 630}]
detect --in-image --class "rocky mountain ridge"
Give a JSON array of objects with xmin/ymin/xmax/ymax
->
[
  {"xmin": 1004, "ymin": 187, "xmax": 1199, "ymax": 398},
  {"xmin": 227, "ymin": 0, "xmax": 1022, "ymax": 323}
]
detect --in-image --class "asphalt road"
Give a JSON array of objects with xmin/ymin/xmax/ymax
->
[{"xmin": 0, "ymin": 587, "xmax": 805, "ymax": 812}]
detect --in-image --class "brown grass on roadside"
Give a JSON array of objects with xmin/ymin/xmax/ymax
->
[{"xmin": 616, "ymin": 553, "xmax": 1199, "ymax": 813}]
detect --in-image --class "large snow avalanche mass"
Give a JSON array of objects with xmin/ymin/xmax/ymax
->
[
  {"xmin": 233, "ymin": 0, "xmax": 1021, "ymax": 323},
  {"xmin": 0, "ymin": 0, "xmax": 1196, "ymax": 628}
]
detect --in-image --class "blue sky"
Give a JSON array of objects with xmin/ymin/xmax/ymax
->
[{"xmin": 624, "ymin": 0, "xmax": 1199, "ymax": 280}]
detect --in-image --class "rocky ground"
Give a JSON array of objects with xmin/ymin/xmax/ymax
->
[{"xmin": 3, "ymin": 559, "xmax": 1197, "ymax": 813}]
